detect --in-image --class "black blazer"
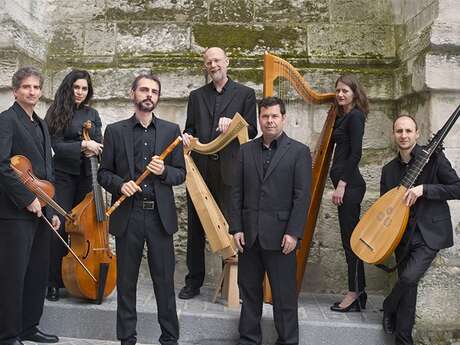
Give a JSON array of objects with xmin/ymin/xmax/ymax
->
[
  {"xmin": 330, "ymin": 107, "xmax": 366, "ymax": 189},
  {"xmin": 47, "ymin": 105, "xmax": 102, "ymax": 176},
  {"xmin": 184, "ymin": 78, "xmax": 257, "ymax": 186},
  {"xmin": 0, "ymin": 102, "xmax": 54, "ymax": 220},
  {"xmin": 230, "ymin": 134, "xmax": 312, "ymax": 250},
  {"xmin": 98, "ymin": 115, "xmax": 186, "ymax": 237},
  {"xmin": 380, "ymin": 144, "xmax": 460, "ymax": 250}
]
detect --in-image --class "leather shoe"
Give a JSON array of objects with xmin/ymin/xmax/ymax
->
[
  {"xmin": 178, "ymin": 285, "xmax": 200, "ymax": 299},
  {"xmin": 46, "ymin": 286, "xmax": 59, "ymax": 302},
  {"xmin": 330, "ymin": 292, "xmax": 367, "ymax": 312},
  {"xmin": 20, "ymin": 329, "xmax": 59, "ymax": 343},
  {"xmin": 1, "ymin": 340, "xmax": 24, "ymax": 345},
  {"xmin": 382, "ymin": 311, "xmax": 396, "ymax": 334}
]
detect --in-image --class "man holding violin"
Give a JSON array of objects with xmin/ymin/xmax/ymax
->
[{"xmin": 0, "ymin": 67, "xmax": 60, "ymax": 345}]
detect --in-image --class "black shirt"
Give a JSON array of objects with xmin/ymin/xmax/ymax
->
[
  {"xmin": 131, "ymin": 116, "xmax": 157, "ymax": 201},
  {"xmin": 260, "ymin": 132, "xmax": 285, "ymax": 176},
  {"xmin": 210, "ymin": 80, "xmax": 229, "ymax": 140},
  {"xmin": 21, "ymin": 110, "xmax": 45, "ymax": 154}
]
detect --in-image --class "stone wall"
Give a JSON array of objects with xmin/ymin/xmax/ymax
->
[{"xmin": 0, "ymin": 0, "xmax": 459, "ymax": 341}]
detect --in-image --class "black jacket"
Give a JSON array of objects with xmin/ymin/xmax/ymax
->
[
  {"xmin": 0, "ymin": 102, "xmax": 54, "ymax": 219},
  {"xmin": 48, "ymin": 105, "xmax": 102, "ymax": 176},
  {"xmin": 230, "ymin": 134, "xmax": 312, "ymax": 250},
  {"xmin": 98, "ymin": 115, "xmax": 186, "ymax": 237},
  {"xmin": 184, "ymin": 78, "xmax": 257, "ymax": 186},
  {"xmin": 380, "ymin": 144, "xmax": 460, "ymax": 250}
]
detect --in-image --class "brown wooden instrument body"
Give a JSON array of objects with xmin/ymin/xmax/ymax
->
[
  {"xmin": 62, "ymin": 121, "xmax": 116, "ymax": 302},
  {"xmin": 10, "ymin": 155, "xmax": 55, "ymax": 207},
  {"xmin": 62, "ymin": 192, "xmax": 117, "ymax": 300},
  {"xmin": 263, "ymin": 52, "xmax": 336, "ymax": 300},
  {"xmin": 351, "ymin": 186, "xmax": 410, "ymax": 264},
  {"xmin": 184, "ymin": 113, "xmax": 248, "ymax": 259}
]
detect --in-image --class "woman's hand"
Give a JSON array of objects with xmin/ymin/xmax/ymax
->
[
  {"xmin": 82, "ymin": 140, "xmax": 103, "ymax": 157},
  {"xmin": 332, "ymin": 180, "xmax": 347, "ymax": 206}
]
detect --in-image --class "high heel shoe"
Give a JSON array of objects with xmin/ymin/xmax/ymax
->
[{"xmin": 330, "ymin": 292, "xmax": 367, "ymax": 312}]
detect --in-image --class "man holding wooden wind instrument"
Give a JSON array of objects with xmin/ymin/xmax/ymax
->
[{"xmin": 380, "ymin": 114, "xmax": 460, "ymax": 345}]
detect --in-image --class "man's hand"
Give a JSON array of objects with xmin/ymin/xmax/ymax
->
[
  {"xmin": 26, "ymin": 198, "xmax": 42, "ymax": 217},
  {"xmin": 332, "ymin": 180, "xmax": 347, "ymax": 206},
  {"xmin": 120, "ymin": 181, "xmax": 142, "ymax": 197},
  {"xmin": 216, "ymin": 117, "xmax": 232, "ymax": 133},
  {"xmin": 281, "ymin": 234, "xmax": 297, "ymax": 255},
  {"xmin": 404, "ymin": 185, "xmax": 423, "ymax": 207},
  {"xmin": 51, "ymin": 215, "xmax": 61, "ymax": 231},
  {"xmin": 233, "ymin": 232, "xmax": 245, "ymax": 253},
  {"xmin": 147, "ymin": 155, "xmax": 165, "ymax": 175},
  {"xmin": 182, "ymin": 133, "xmax": 193, "ymax": 148}
]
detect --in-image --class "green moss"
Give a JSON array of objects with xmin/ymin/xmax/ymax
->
[
  {"xmin": 209, "ymin": 0, "xmax": 254, "ymax": 23},
  {"xmin": 192, "ymin": 24, "xmax": 304, "ymax": 54}
]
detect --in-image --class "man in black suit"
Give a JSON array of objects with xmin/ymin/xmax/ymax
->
[
  {"xmin": 230, "ymin": 97, "xmax": 312, "ymax": 345},
  {"xmin": 0, "ymin": 67, "xmax": 60, "ymax": 345},
  {"xmin": 380, "ymin": 114, "xmax": 460, "ymax": 345},
  {"xmin": 179, "ymin": 47, "xmax": 257, "ymax": 299},
  {"xmin": 98, "ymin": 74, "xmax": 185, "ymax": 345}
]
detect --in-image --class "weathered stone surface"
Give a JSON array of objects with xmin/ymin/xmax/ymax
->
[
  {"xmin": 48, "ymin": 0, "xmax": 106, "ymax": 23},
  {"xmin": 402, "ymin": 0, "xmax": 437, "ymax": 21},
  {"xmin": 254, "ymin": 0, "xmax": 329, "ymax": 23},
  {"xmin": 49, "ymin": 23, "xmax": 85, "ymax": 56},
  {"xmin": 209, "ymin": 0, "xmax": 254, "ymax": 23},
  {"xmin": 307, "ymin": 24, "xmax": 396, "ymax": 60},
  {"xmin": 405, "ymin": 1, "xmax": 438, "ymax": 39},
  {"xmin": 191, "ymin": 24, "xmax": 307, "ymax": 55},
  {"xmin": 84, "ymin": 23, "xmax": 116, "ymax": 56},
  {"xmin": 3, "ymin": 0, "xmax": 49, "ymax": 36},
  {"xmin": 425, "ymin": 54, "xmax": 460, "ymax": 91},
  {"xmin": 363, "ymin": 104, "xmax": 394, "ymax": 150},
  {"xmin": 330, "ymin": 0, "xmax": 394, "ymax": 24},
  {"xmin": 103, "ymin": 0, "xmax": 208, "ymax": 23},
  {"xmin": 117, "ymin": 23, "xmax": 190, "ymax": 55}
]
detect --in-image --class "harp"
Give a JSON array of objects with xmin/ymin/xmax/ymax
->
[
  {"xmin": 263, "ymin": 52, "xmax": 336, "ymax": 298},
  {"xmin": 184, "ymin": 113, "xmax": 249, "ymax": 259}
]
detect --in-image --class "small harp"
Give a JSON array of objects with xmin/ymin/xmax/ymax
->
[
  {"xmin": 263, "ymin": 52, "xmax": 336, "ymax": 297},
  {"xmin": 185, "ymin": 113, "xmax": 249, "ymax": 259}
]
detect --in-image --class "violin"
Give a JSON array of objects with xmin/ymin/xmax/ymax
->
[
  {"xmin": 10, "ymin": 155, "xmax": 97, "ymax": 282},
  {"xmin": 61, "ymin": 121, "xmax": 116, "ymax": 303}
]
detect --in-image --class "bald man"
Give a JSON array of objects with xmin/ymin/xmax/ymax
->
[{"xmin": 180, "ymin": 47, "xmax": 257, "ymax": 299}]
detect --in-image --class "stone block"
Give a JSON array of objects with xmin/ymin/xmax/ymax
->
[
  {"xmin": 429, "ymin": 93, "xmax": 460, "ymax": 148},
  {"xmin": 191, "ymin": 24, "xmax": 307, "ymax": 55},
  {"xmin": 404, "ymin": 1, "xmax": 438, "ymax": 39},
  {"xmin": 0, "ymin": 50, "xmax": 19, "ymax": 88},
  {"xmin": 307, "ymin": 24, "xmax": 396, "ymax": 60},
  {"xmin": 49, "ymin": 23, "xmax": 85, "ymax": 56},
  {"xmin": 254, "ymin": 0, "xmax": 329, "ymax": 23},
  {"xmin": 117, "ymin": 23, "xmax": 190, "ymax": 55},
  {"xmin": 3, "ymin": 0, "xmax": 48, "ymax": 36},
  {"xmin": 84, "ymin": 22, "xmax": 116, "ymax": 56},
  {"xmin": 209, "ymin": 0, "xmax": 254, "ymax": 23},
  {"xmin": 363, "ymin": 104, "xmax": 394, "ymax": 150},
  {"xmin": 425, "ymin": 54, "xmax": 460, "ymax": 91},
  {"xmin": 431, "ymin": 22, "xmax": 460, "ymax": 46},
  {"xmin": 103, "ymin": 0, "xmax": 208, "ymax": 22},
  {"xmin": 47, "ymin": 0, "xmax": 106, "ymax": 23},
  {"xmin": 402, "ymin": 0, "xmax": 437, "ymax": 22},
  {"xmin": 330, "ymin": 0, "xmax": 394, "ymax": 24}
]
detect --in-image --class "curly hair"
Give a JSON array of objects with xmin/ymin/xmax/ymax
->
[{"xmin": 46, "ymin": 70, "xmax": 94, "ymax": 135}]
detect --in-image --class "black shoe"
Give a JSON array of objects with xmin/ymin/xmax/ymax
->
[
  {"xmin": 46, "ymin": 286, "xmax": 59, "ymax": 302},
  {"xmin": 330, "ymin": 292, "xmax": 367, "ymax": 312},
  {"xmin": 382, "ymin": 311, "xmax": 396, "ymax": 334},
  {"xmin": 178, "ymin": 285, "xmax": 200, "ymax": 299},
  {"xmin": 1, "ymin": 340, "xmax": 24, "ymax": 345},
  {"xmin": 20, "ymin": 329, "xmax": 59, "ymax": 343}
]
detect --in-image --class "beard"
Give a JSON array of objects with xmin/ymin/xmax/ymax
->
[{"xmin": 136, "ymin": 98, "xmax": 156, "ymax": 112}]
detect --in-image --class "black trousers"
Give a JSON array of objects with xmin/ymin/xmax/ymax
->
[
  {"xmin": 383, "ymin": 229, "xmax": 438, "ymax": 345},
  {"xmin": 116, "ymin": 206, "xmax": 179, "ymax": 345},
  {"xmin": 0, "ymin": 217, "xmax": 51, "ymax": 343},
  {"xmin": 337, "ymin": 185, "xmax": 366, "ymax": 292},
  {"xmin": 238, "ymin": 240, "xmax": 298, "ymax": 345},
  {"xmin": 185, "ymin": 158, "xmax": 231, "ymax": 289},
  {"xmin": 49, "ymin": 169, "xmax": 91, "ymax": 287}
]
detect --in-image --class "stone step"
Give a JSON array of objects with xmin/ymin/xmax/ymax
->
[{"xmin": 40, "ymin": 283, "xmax": 393, "ymax": 345}]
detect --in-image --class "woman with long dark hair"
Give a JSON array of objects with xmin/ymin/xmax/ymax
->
[
  {"xmin": 45, "ymin": 70, "xmax": 103, "ymax": 301},
  {"xmin": 329, "ymin": 74, "xmax": 369, "ymax": 312}
]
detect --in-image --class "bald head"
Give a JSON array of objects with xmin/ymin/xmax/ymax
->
[{"xmin": 203, "ymin": 47, "xmax": 229, "ymax": 85}]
